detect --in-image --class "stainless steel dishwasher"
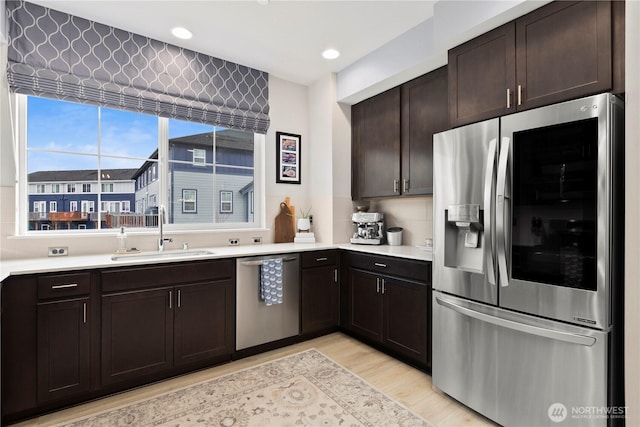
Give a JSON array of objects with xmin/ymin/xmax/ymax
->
[{"xmin": 236, "ymin": 254, "xmax": 300, "ymax": 350}]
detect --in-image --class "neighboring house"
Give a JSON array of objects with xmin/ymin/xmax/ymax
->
[
  {"xmin": 133, "ymin": 129, "xmax": 255, "ymax": 224},
  {"xmin": 27, "ymin": 169, "xmax": 137, "ymax": 230},
  {"xmin": 27, "ymin": 130, "xmax": 254, "ymax": 230}
]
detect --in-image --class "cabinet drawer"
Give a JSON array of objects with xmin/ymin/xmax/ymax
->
[
  {"xmin": 101, "ymin": 259, "xmax": 234, "ymax": 293},
  {"xmin": 301, "ymin": 250, "xmax": 338, "ymax": 269},
  {"xmin": 349, "ymin": 253, "xmax": 429, "ymax": 283},
  {"xmin": 37, "ymin": 272, "xmax": 91, "ymax": 300}
]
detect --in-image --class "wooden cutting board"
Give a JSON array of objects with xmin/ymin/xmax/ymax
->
[{"xmin": 274, "ymin": 202, "xmax": 295, "ymax": 243}]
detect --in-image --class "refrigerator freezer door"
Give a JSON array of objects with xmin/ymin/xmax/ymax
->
[
  {"xmin": 433, "ymin": 118, "xmax": 499, "ymax": 305},
  {"xmin": 433, "ymin": 292, "xmax": 609, "ymax": 427}
]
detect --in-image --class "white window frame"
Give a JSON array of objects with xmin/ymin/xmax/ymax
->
[
  {"xmin": 101, "ymin": 183, "xmax": 114, "ymax": 193},
  {"xmin": 121, "ymin": 200, "xmax": 131, "ymax": 212},
  {"xmin": 70, "ymin": 201, "xmax": 78, "ymax": 212},
  {"xmin": 49, "ymin": 201, "xmax": 57, "ymax": 212},
  {"xmin": 220, "ymin": 190, "xmax": 233, "ymax": 214},
  {"xmin": 67, "ymin": 183, "xmax": 76, "ymax": 193},
  {"xmin": 36, "ymin": 184, "xmax": 45, "ymax": 193},
  {"xmin": 192, "ymin": 148, "xmax": 206, "ymax": 165},
  {"xmin": 52, "ymin": 184, "xmax": 60, "ymax": 193},
  {"xmin": 15, "ymin": 94, "xmax": 266, "ymax": 234},
  {"xmin": 182, "ymin": 189, "xmax": 197, "ymax": 213},
  {"xmin": 82, "ymin": 183, "xmax": 92, "ymax": 193}
]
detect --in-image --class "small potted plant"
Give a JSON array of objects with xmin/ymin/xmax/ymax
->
[{"xmin": 297, "ymin": 207, "xmax": 312, "ymax": 232}]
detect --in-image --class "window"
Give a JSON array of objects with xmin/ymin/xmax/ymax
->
[
  {"xmin": 49, "ymin": 201, "xmax": 57, "ymax": 212},
  {"xmin": 20, "ymin": 95, "xmax": 263, "ymax": 233},
  {"xmin": 192, "ymin": 148, "xmax": 206, "ymax": 165},
  {"xmin": 34, "ymin": 201, "xmax": 46, "ymax": 218},
  {"xmin": 36, "ymin": 184, "xmax": 45, "ymax": 193},
  {"xmin": 220, "ymin": 191, "xmax": 233, "ymax": 213},
  {"xmin": 182, "ymin": 190, "xmax": 197, "ymax": 213}
]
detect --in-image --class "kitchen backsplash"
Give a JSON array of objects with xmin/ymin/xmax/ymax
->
[{"xmin": 363, "ymin": 196, "xmax": 432, "ymax": 247}]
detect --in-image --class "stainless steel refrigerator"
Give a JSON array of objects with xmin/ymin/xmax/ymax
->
[{"xmin": 432, "ymin": 93, "xmax": 625, "ymax": 426}]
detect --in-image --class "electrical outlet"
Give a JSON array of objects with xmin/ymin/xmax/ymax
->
[
  {"xmin": 228, "ymin": 238, "xmax": 240, "ymax": 246},
  {"xmin": 48, "ymin": 246, "xmax": 69, "ymax": 257},
  {"xmin": 252, "ymin": 237, "xmax": 262, "ymax": 244}
]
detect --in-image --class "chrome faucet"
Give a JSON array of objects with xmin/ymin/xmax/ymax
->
[{"xmin": 158, "ymin": 205, "xmax": 173, "ymax": 252}]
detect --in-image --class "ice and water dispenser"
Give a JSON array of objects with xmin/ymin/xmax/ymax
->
[{"xmin": 444, "ymin": 204, "xmax": 484, "ymax": 273}]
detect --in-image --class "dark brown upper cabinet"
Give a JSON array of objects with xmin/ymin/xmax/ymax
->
[
  {"xmin": 449, "ymin": 0, "xmax": 620, "ymax": 128},
  {"xmin": 352, "ymin": 87, "xmax": 401, "ymax": 199},
  {"xmin": 401, "ymin": 67, "xmax": 449, "ymax": 196},
  {"xmin": 351, "ymin": 67, "xmax": 448, "ymax": 200}
]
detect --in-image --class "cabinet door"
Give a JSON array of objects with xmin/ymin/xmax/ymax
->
[
  {"xmin": 37, "ymin": 298, "xmax": 91, "ymax": 403},
  {"xmin": 401, "ymin": 66, "xmax": 449, "ymax": 196},
  {"xmin": 448, "ymin": 22, "xmax": 516, "ymax": 127},
  {"xmin": 515, "ymin": 1, "xmax": 612, "ymax": 111},
  {"xmin": 348, "ymin": 269, "xmax": 382, "ymax": 342},
  {"xmin": 101, "ymin": 288, "xmax": 173, "ymax": 386},
  {"xmin": 301, "ymin": 265, "xmax": 339, "ymax": 334},
  {"xmin": 174, "ymin": 281, "xmax": 235, "ymax": 366},
  {"xmin": 382, "ymin": 278, "xmax": 428, "ymax": 365},
  {"xmin": 352, "ymin": 87, "xmax": 401, "ymax": 199}
]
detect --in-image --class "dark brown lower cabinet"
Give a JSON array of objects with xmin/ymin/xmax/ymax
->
[
  {"xmin": 174, "ymin": 281, "xmax": 235, "ymax": 366},
  {"xmin": 101, "ymin": 287, "xmax": 174, "ymax": 386},
  {"xmin": 100, "ymin": 260, "xmax": 235, "ymax": 388},
  {"xmin": 37, "ymin": 297, "xmax": 91, "ymax": 403},
  {"xmin": 346, "ymin": 253, "xmax": 431, "ymax": 369},
  {"xmin": 300, "ymin": 250, "xmax": 339, "ymax": 335}
]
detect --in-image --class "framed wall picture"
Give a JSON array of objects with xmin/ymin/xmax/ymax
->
[{"xmin": 276, "ymin": 131, "xmax": 301, "ymax": 184}]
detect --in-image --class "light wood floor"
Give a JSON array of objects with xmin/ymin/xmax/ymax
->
[{"xmin": 14, "ymin": 332, "xmax": 497, "ymax": 426}]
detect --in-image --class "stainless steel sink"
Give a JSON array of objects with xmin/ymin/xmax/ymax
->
[{"xmin": 111, "ymin": 249, "xmax": 215, "ymax": 261}]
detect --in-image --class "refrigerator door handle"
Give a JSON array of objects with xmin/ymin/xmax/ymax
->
[
  {"xmin": 484, "ymin": 138, "xmax": 498, "ymax": 286},
  {"xmin": 435, "ymin": 296, "xmax": 596, "ymax": 347},
  {"xmin": 496, "ymin": 136, "xmax": 511, "ymax": 288}
]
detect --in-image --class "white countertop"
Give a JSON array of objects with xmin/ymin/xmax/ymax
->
[{"xmin": 0, "ymin": 242, "xmax": 431, "ymax": 282}]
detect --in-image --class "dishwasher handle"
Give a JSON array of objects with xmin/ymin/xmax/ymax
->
[{"xmin": 239, "ymin": 256, "xmax": 297, "ymax": 267}]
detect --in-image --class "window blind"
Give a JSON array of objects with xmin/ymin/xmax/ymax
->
[{"xmin": 6, "ymin": 1, "xmax": 270, "ymax": 133}]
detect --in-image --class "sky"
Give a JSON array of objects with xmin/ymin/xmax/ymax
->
[{"xmin": 27, "ymin": 97, "xmax": 211, "ymax": 173}]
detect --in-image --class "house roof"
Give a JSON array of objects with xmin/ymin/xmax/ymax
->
[{"xmin": 28, "ymin": 168, "xmax": 138, "ymax": 183}]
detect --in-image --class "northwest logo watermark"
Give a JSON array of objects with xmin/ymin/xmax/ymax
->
[{"xmin": 548, "ymin": 403, "xmax": 628, "ymax": 422}]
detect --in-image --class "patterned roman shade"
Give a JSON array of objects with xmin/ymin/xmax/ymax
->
[{"xmin": 6, "ymin": 1, "xmax": 270, "ymax": 133}]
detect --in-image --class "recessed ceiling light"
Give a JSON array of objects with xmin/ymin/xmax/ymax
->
[
  {"xmin": 322, "ymin": 49, "xmax": 340, "ymax": 60},
  {"xmin": 171, "ymin": 27, "xmax": 193, "ymax": 40}
]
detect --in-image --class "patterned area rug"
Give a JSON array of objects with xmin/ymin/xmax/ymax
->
[{"xmin": 56, "ymin": 349, "xmax": 430, "ymax": 426}]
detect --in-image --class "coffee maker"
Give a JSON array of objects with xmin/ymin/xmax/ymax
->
[{"xmin": 350, "ymin": 212, "xmax": 385, "ymax": 245}]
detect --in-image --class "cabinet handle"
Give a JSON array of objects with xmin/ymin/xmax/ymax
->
[
  {"xmin": 517, "ymin": 85, "xmax": 522, "ymax": 106},
  {"xmin": 315, "ymin": 257, "xmax": 328, "ymax": 262},
  {"xmin": 51, "ymin": 283, "xmax": 78, "ymax": 290},
  {"xmin": 381, "ymin": 279, "xmax": 386, "ymax": 294},
  {"xmin": 403, "ymin": 179, "xmax": 409, "ymax": 193},
  {"xmin": 169, "ymin": 290, "xmax": 172, "ymax": 309},
  {"xmin": 506, "ymin": 88, "xmax": 511, "ymax": 109},
  {"xmin": 374, "ymin": 263, "xmax": 387, "ymax": 268},
  {"xmin": 376, "ymin": 277, "xmax": 380, "ymax": 293},
  {"xmin": 393, "ymin": 179, "xmax": 399, "ymax": 193},
  {"xmin": 83, "ymin": 302, "xmax": 87, "ymax": 324},
  {"xmin": 334, "ymin": 268, "xmax": 338, "ymax": 283},
  {"xmin": 177, "ymin": 289, "xmax": 181, "ymax": 308}
]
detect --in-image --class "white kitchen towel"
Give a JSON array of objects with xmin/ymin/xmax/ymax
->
[{"xmin": 260, "ymin": 258, "xmax": 283, "ymax": 306}]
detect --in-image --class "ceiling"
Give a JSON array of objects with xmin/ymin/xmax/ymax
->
[{"xmin": 30, "ymin": 1, "xmax": 437, "ymax": 86}]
